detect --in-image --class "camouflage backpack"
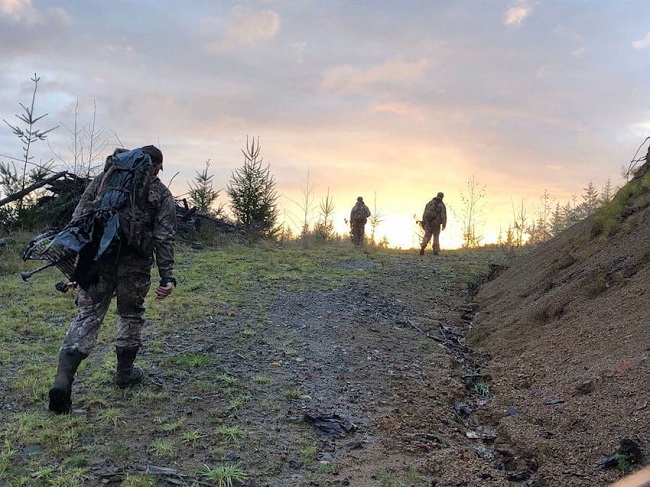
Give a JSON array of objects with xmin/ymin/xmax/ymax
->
[
  {"xmin": 422, "ymin": 198, "xmax": 443, "ymax": 223},
  {"xmin": 46, "ymin": 147, "xmax": 156, "ymax": 289},
  {"xmin": 350, "ymin": 205, "xmax": 363, "ymax": 222},
  {"xmin": 93, "ymin": 147, "xmax": 154, "ymax": 250}
]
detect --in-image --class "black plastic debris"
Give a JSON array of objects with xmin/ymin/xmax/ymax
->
[
  {"xmin": 598, "ymin": 438, "xmax": 644, "ymax": 469},
  {"xmin": 304, "ymin": 412, "xmax": 357, "ymax": 437},
  {"xmin": 454, "ymin": 403, "xmax": 474, "ymax": 418}
]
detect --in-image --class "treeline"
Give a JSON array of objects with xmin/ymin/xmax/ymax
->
[
  {"xmin": 489, "ymin": 138, "xmax": 649, "ymax": 249},
  {"xmin": 2, "ymin": 74, "xmax": 647, "ymax": 251},
  {"xmin": 499, "ymin": 180, "xmax": 615, "ymax": 248},
  {"xmin": 0, "ymin": 76, "xmax": 282, "ymax": 241},
  {"xmin": 454, "ymin": 145, "xmax": 650, "ymax": 250}
]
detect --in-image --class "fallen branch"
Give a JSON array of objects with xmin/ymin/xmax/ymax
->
[
  {"xmin": 405, "ymin": 318, "xmax": 445, "ymax": 342},
  {"xmin": 0, "ymin": 171, "xmax": 67, "ymax": 207}
]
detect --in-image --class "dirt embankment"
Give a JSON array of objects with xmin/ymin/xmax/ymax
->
[{"xmin": 469, "ymin": 163, "xmax": 650, "ymax": 486}]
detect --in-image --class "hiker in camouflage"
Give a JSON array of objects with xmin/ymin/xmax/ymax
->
[
  {"xmin": 48, "ymin": 145, "xmax": 177, "ymax": 414},
  {"xmin": 420, "ymin": 192, "xmax": 447, "ymax": 255},
  {"xmin": 349, "ymin": 196, "xmax": 371, "ymax": 246}
]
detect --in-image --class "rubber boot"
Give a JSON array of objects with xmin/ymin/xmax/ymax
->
[
  {"xmin": 114, "ymin": 346, "xmax": 144, "ymax": 388},
  {"xmin": 49, "ymin": 349, "xmax": 87, "ymax": 414}
]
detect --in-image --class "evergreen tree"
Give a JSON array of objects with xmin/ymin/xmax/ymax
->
[
  {"xmin": 529, "ymin": 189, "xmax": 553, "ymax": 243},
  {"xmin": 188, "ymin": 160, "xmax": 221, "ymax": 216},
  {"xmin": 561, "ymin": 199, "xmax": 579, "ymax": 229},
  {"xmin": 600, "ymin": 178, "xmax": 614, "ymax": 204},
  {"xmin": 510, "ymin": 198, "xmax": 527, "ymax": 247},
  {"xmin": 0, "ymin": 73, "xmax": 57, "ymax": 230},
  {"xmin": 368, "ymin": 191, "xmax": 383, "ymax": 245},
  {"xmin": 578, "ymin": 180, "xmax": 599, "ymax": 218},
  {"xmin": 550, "ymin": 202, "xmax": 565, "ymax": 236},
  {"xmin": 227, "ymin": 136, "xmax": 279, "ymax": 237},
  {"xmin": 315, "ymin": 188, "xmax": 335, "ymax": 241}
]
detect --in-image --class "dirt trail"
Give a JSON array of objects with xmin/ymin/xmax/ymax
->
[
  {"xmin": 226, "ymin": 251, "xmax": 513, "ymax": 486},
  {"xmin": 228, "ymin": 238, "xmax": 648, "ymax": 486}
]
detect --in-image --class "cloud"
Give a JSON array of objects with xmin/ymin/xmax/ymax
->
[
  {"xmin": 0, "ymin": 0, "xmax": 38, "ymax": 23},
  {"xmin": 203, "ymin": 5, "xmax": 280, "ymax": 53},
  {"xmin": 373, "ymin": 102, "xmax": 425, "ymax": 122},
  {"xmin": 503, "ymin": 1, "xmax": 533, "ymax": 27},
  {"xmin": 291, "ymin": 41, "xmax": 307, "ymax": 64},
  {"xmin": 320, "ymin": 59, "xmax": 429, "ymax": 95},
  {"xmin": 0, "ymin": 0, "xmax": 70, "ymax": 26},
  {"xmin": 101, "ymin": 38, "xmax": 135, "ymax": 57},
  {"xmin": 632, "ymin": 31, "xmax": 650, "ymax": 49},
  {"xmin": 571, "ymin": 47, "xmax": 586, "ymax": 57}
]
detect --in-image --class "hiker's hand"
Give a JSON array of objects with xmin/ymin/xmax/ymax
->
[
  {"xmin": 442, "ymin": 224, "xmax": 446, "ymax": 231},
  {"xmin": 155, "ymin": 283, "xmax": 174, "ymax": 300}
]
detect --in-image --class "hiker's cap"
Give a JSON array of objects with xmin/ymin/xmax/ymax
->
[{"xmin": 142, "ymin": 145, "xmax": 163, "ymax": 167}]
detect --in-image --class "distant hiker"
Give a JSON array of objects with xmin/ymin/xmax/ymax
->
[
  {"xmin": 420, "ymin": 192, "xmax": 447, "ymax": 255},
  {"xmin": 349, "ymin": 196, "xmax": 371, "ymax": 246},
  {"xmin": 48, "ymin": 145, "xmax": 177, "ymax": 414}
]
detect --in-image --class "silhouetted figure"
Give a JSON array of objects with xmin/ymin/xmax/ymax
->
[
  {"xmin": 349, "ymin": 196, "xmax": 371, "ymax": 247},
  {"xmin": 420, "ymin": 192, "xmax": 447, "ymax": 255}
]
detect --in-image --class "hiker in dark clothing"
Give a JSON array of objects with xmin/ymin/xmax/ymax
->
[
  {"xmin": 350, "ymin": 196, "xmax": 371, "ymax": 246},
  {"xmin": 48, "ymin": 145, "xmax": 177, "ymax": 414},
  {"xmin": 420, "ymin": 192, "xmax": 447, "ymax": 255}
]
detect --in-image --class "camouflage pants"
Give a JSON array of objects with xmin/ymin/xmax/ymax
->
[
  {"xmin": 61, "ymin": 258, "xmax": 152, "ymax": 355},
  {"xmin": 351, "ymin": 220, "xmax": 366, "ymax": 246},
  {"xmin": 421, "ymin": 221, "xmax": 442, "ymax": 252}
]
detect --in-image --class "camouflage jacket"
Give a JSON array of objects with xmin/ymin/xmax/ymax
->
[{"xmin": 73, "ymin": 174, "xmax": 176, "ymax": 279}]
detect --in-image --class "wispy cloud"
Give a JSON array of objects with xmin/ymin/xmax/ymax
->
[
  {"xmin": 503, "ymin": 1, "xmax": 533, "ymax": 27},
  {"xmin": 372, "ymin": 102, "xmax": 425, "ymax": 122},
  {"xmin": 632, "ymin": 31, "xmax": 650, "ymax": 49},
  {"xmin": 0, "ymin": 0, "xmax": 39, "ymax": 23},
  {"xmin": 320, "ymin": 59, "xmax": 429, "ymax": 95},
  {"xmin": 0, "ymin": 0, "xmax": 70, "ymax": 26},
  {"xmin": 203, "ymin": 5, "xmax": 280, "ymax": 54},
  {"xmin": 571, "ymin": 47, "xmax": 586, "ymax": 57}
]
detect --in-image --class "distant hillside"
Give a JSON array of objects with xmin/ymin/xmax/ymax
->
[{"xmin": 470, "ymin": 158, "xmax": 650, "ymax": 485}]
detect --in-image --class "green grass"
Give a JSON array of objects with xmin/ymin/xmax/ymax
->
[
  {"xmin": 148, "ymin": 438, "xmax": 175, "ymax": 457},
  {"xmin": 170, "ymin": 352, "xmax": 214, "ymax": 368},
  {"xmin": 181, "ymin": 429, "xmax": 204, "ymax": 446},
  {"xmin": 473, "ymin": 380, "xmax": 491, "ymax": 398},
  {"xmin": 377, "ymin": 465, "xmax": 422, "ymax": 487},
  {"xmin": 591, "ymin": 172, "xmax": 650, "ymax": 238},
  {"xmin": 96, "ymin": 407, "xmax": 124, "ymax": 427},
  {"xmin": 202, "ymin": 463, "xmax": 247, "ymax": 486},
  {"xmin": 214, "ymin": 425, "xmax": 246, "ymax": 440}
]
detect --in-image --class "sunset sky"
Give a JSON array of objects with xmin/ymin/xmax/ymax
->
[{"xmin": 1, "ymin": 1, "xmax": 649, "ymax": 249}]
